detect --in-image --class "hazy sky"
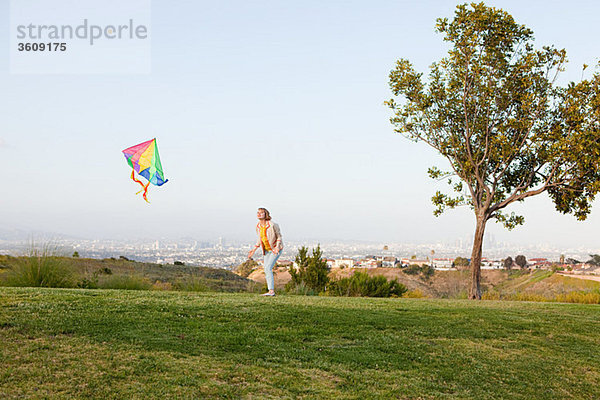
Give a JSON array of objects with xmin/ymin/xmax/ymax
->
[{"xmin": 1, "ymin": 0, "xmax": 599, "ymax": 249}]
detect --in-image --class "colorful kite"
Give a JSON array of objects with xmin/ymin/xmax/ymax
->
[{"xmin": 122, "ymin": 138, "xmax": 168, "ymax": 202}]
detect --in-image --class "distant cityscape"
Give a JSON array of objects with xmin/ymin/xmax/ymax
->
[{"xmin": 0, "ymin": 229, "xmax": 597, "ymax": 269}]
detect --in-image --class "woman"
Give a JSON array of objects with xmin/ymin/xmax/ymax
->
[{"xmin": 248, "ymin": 207, "xmax": 283, "ymax": 296}]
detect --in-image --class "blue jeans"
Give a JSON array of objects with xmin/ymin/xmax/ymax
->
[{"xmin": 263, "ymin": 250, "xmax": 281, "ymax": 291}]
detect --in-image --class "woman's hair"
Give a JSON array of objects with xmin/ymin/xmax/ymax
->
[{"xmin": 258, "ymin": 207, "xmax": 271, "ymax": 221}]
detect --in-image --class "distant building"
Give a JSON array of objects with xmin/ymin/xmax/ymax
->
[
  {"xmin": 334, "ymin": 258, "xmax": 354, "ymax": 269},
  {"xmin": 358, "ymin": 259, "xmax": 378, "ymax": 268},
  {"xmin": 401, "ymin": 258, "xmax": 429, "ymax": 267},
  {"xmin": 382, "ymin": 256, "xmax": 398, "ymax": 267},
  {"xmin": 529, "ymin": 258, "xmax": 549, "ymax": 268},
  {"xmin": 481, "ymin": 258, "xmax": 503, "ymax": 269},
  {"xmin": 432, "ymin": 258, "xmax": 453, "ymax": 269}
]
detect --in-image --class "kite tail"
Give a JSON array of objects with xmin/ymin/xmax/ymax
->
[
  {"xmin": 131, "ymin": 170, "xmax": 151, "ymax": 203},
  {"xmin": 141, "ymin": 181, "xmax": 150, "ymax": 203}
]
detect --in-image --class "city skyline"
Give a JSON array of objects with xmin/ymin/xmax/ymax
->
[{"xmin": 1, "ymin": 229, "xmax": 597, "ymax": 269}]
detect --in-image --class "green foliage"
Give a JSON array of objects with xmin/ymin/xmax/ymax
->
[
  {"xmin": 99, "ymin": 267, "xmax": 113, "ymax": 275},
  {"xmin": 2, "ymin": 246, "xmax": 75, "ymax": 288},
  {"xmin": 403, "ymin": 264, "xmax": 435, "ymax": 279},
  {"xmin": 556, "ymin": 289, "xmax": 600, "ymax": 304},
  {"xmin": 421, "ymin": 264, "xmax": 435, "ymax": 279},
  {"xmin": 76, "ymin": 267, "xmax": 113, "ymax": 289},
  {"xmin": 503, "ymin": 256, "xmax": 513, "ymax": 270},
  {"xmin": 98, "ymin": 275, "xmax": 152, "ymax": 290},
  {"xmin": 386, "ymin": 2, "xmax": 600, "ymax": 297},
  {"xmin": 327, "ymin": 271, "xmax": 408, "ymax": 297},
  {"xmin": 515, "ymin": 255, "xmax": 528, "ymax": 269},
  {"xmin": 235, "ymin": 259, "xmax": 259, "ymax": 278},
  {"xmin": 483, "ymin": 289, "xmax": 600, "ymax": 305},
  {"xmin": 452, "ymin": 257, "xmax": 470, "ymax": 268},
  {"xmin": 551, "ymin": 264, "xmax": 564, "ymax": 272},
  {"xmin": 586, "ymin": 254, "xmax": 600, "ymax": 266},
  {"xmin": 287, "ymin": 246, "xmax": 329, "ymax": 293},
  {"xmin": 72, "ymin": 251, "xmax": 79, "ymax": 258},
  {"xmin": 403, "ymin": 264, "xmax": 422, "ymax": 275},
  {"xmin": 77, "ymin": 277, "xmax": 98, "ymax": 289},
  {"xmin": 173, "ymin": 276, "xmax": 208, "ymax": 292}
]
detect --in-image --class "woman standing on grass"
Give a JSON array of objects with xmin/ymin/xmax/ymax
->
[{"xmin": 248, "ymin": 207, "xmax": 283, "ymax": 296}]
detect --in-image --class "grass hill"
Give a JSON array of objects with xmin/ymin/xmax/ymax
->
[
  {"xmin": 249, "ymin": 266, "xmax": 600, "ymax": 301},
  {"xmin": 0, "ymin": 255, "xmax": 257, "ymax": 293},
  {"xmin": 2, "ymin": 254, "xmax": 598, "ymax": 302},
  {"xmin": 1, "ymin": 287, "xmax": 599, "ymax": 399}
]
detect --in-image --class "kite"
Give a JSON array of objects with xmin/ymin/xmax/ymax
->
[{"xmin": 122, "ymin": 138, "xmax": 168, "ymax": 202}]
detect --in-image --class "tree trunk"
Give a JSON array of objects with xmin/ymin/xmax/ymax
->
[{"xmin": 469, "ymin": 215, "xmax": 487, "ymax": 299}]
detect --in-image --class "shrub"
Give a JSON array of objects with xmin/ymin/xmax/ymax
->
[
  {"xmin": 152, "ymin": 280, "xmax": 173, "ymax": 291},
  {"xmin": 551, "ymin": 264, "xmax": 564, "ymax": 272},
  {"xmin": 98, "ymin": 275, "xmax": 151, "ymax": 290},
  {"xmin": 403, "ymin": 264, "xmax": 421, "ymax": 275},
  {"xmin": 403, "ymin": 264, "xmax": 435, "ymax": 278},
  {"xmin": 481, "ymin": 292, "xmax": 501, "ymax": 300},
  {"xmin": 327, "ymin": 272, "xmax": 407, "ymax": 298},
  {"xmin": 513, "ymin": 293, "xmax": 551, "ymax": 302},
  {"xmin": 287, "ymin": 246, "xmax": 329, "ymax": 293},
  {"xmin": 555, "ymin": 290, "xmax": 600, "ymax": 304},
  {"xmin": 77, "ymin": 277, "xmax": 98, "ymax": 289},
  {"xmin": 173, "ymin": 275, "xmax": 208, "ymax": 292},
  {"xmin": 421, "ymin": 265, "xmax": 435, "ymax": 279},
  {"xmin": 2, "ymin": 246, "xmax": 75, "ymax": 288},
  {"xmin": 403, "ymin": 289, "xmax": 427, "ymax": 298},
  {"xmin": 99, "ymin": 267, "xmax": 113, "ymax": 275}
]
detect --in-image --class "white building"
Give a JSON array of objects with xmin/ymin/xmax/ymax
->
[{"xmin": 334, "ymin": 258, "xmax": 354, "ymax": 269}]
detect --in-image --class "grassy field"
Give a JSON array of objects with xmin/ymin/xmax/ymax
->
[
  {"xmin": 1, "ymin": 288, "xmax": 599, "ymax": 399},
  {"xmin": 0, "ymin": 255, "xmax": 257, "ymax": 293}
]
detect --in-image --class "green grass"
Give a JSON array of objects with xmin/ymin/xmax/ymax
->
[
  {"xmin": 1, "ymin": 288, "xmax": 599, "ymax": 399},
  {"xmin": 1, "ymin": 248, "xmax": 75, "ymax": 288},
  {"xmin": 0, "ymin": 255, "xmax": 255, "ymax": 293},
  {"xmin": 484, "ymin": 270, "xmax": 600, "ymax": 303}
]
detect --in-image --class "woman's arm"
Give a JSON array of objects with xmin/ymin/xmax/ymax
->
[{"xmin": 273, "ymin": 223, "xmax": 282, "ymax": 251}]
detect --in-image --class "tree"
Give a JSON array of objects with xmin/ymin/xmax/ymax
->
[
  {"xmin": 72, "ymin": 251, "xmax": 79, "ymax": 258},
  {"xmin": 587, "ymin": 254, "xmax": 600, "ymax": 266},
  {"xmin": 503, "ymin": 256, "xmax": 513, "ymax": 270},
  {"xmin": 515, "ymin": 255, "xmax": 527, "ymax": 269},
  {"xmin": 386, "ymin": 3, "xmax": 600, "ymax": 299},
  {"xmin": 288, "ymin": 246, "xmax": 329, "ymax": 293},
  {"xmin": 453, "ymin": 257, "xmax": 470, "ymax": 268}
]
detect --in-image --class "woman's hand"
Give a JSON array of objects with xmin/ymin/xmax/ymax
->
[
  {"xmin": 248, "ymin": 249, "xmax": 256, "ymax": 259},
  {"xmin": 272, "ymin": 248, "xmax": 279, "ymax": 255}
]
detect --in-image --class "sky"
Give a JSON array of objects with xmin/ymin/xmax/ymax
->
[{"xmin": 1, "ymin": 0, "xmax": 599, "ymax": 249}]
